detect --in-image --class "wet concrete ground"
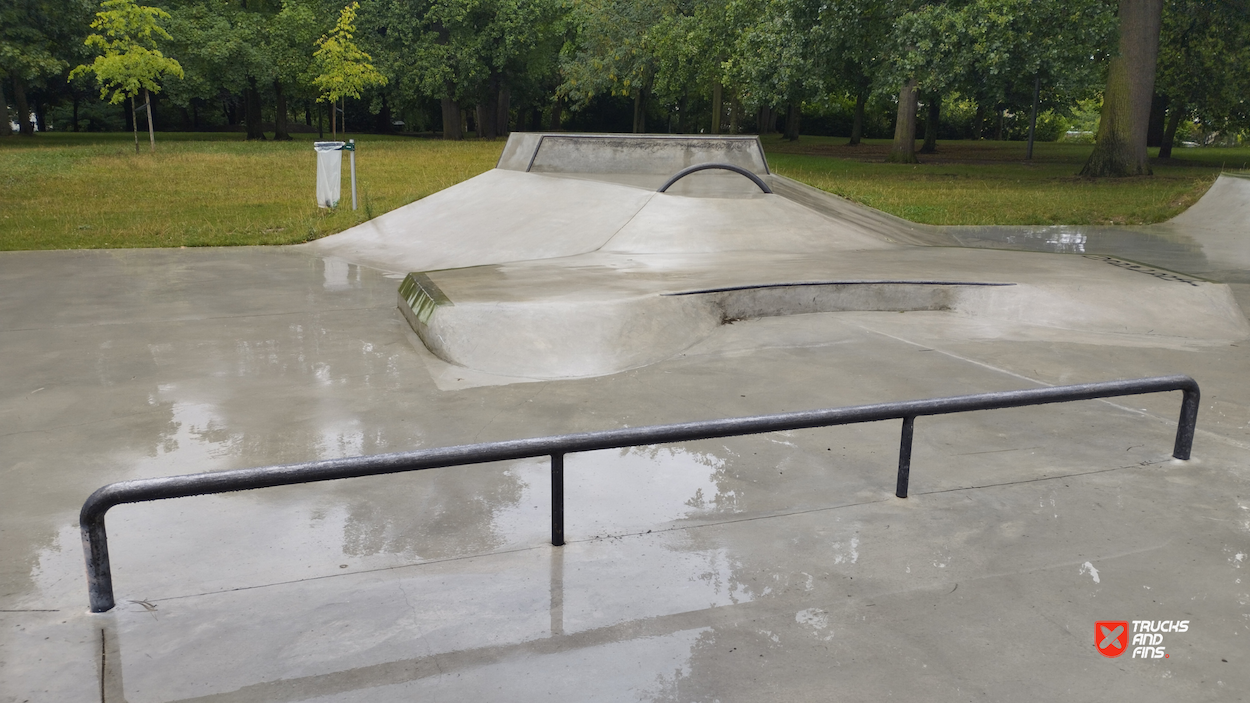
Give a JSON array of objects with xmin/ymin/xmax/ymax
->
[{"xmin": 3, "ymin": 239, "xmax": 1249, "ymax": 701}]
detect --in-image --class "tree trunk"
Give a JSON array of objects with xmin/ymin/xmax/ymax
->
[
  {"xmin": 729, "ymin": 95, "xmax": 740, "ymax": 134},
  {"xmin": 441, "ymin": 97, "xmax": 461, "ymax": 140},
  {"xmin": 305, "ymin": 102, "xmax": 312, "ymax": 127},
  {"xmin": 1026, "ymin": 74, "xmax": 1041, "ymax": 160},
  {"xmin": 144, "ymin": 88, "xmax": 155, "ymax": 152},
  {"xmin": 244, "ymin": 78, "xmax": 266, "ymax": 140},
  {"xmin": 318, "ymin": 100, "xmax": 324, "ymax": 138},
  {"xmin": 993, "ymin": 108, "xmax": 1004, "ymax": 140},
  {"xmin": 376, "ymin": 94, "xmax": 393, "ymax": 133},
  {"xmin": 632, "ymin": 89, "xmax": 646, "ymax": 133},
  {"xmin": 273, "ymin": 81, "xmax": 292, "ymax": 141},
  {"xmin": 1080, "ymin": 0, "xmax": 1165, "ymax": 177},
  {"xmin": 711, "ymin": 81, "xmax": 723, "ymax": 134},
  {"xmin": 1146, "ymin": 91, "xmax": 1167, "ymax": 147},
  {"xmin": 329, "ymin": 99, "xmax": 335, "ymax": 138},
  {"xmin": 848, "ymin": 91, "xmax": 866, "ymax": 145},
  {"xmin": 0, "ymin": 80, "xmax": 11, "ymax": 136},
  {"xmin": 478, "ymin": 78, "xmax": 499, "ymax": 139},
  {"xmin": 131, "ymin": 95, "xmax": 139, "ymax": 153},
  {"xmin": 1158, "ymin": 102, "xmax": 1184, "ymax": 158},
  {"xmin": 887, "ymin": 81, "xmax": 919, "ymax": 163},
  {"xmin": 971, "ymin": 102, "xmax": 986, "ymax": 140},
  {"xmin": 496, "ymin": 84, "xmax": 510, "ymax": 137},
  {"xmin": 919, "ymin": 93, "xmax": 940, "ymax": 154},
  {"xmin": 13, "ymin": 77, "xmax": 34, "ymax": 136},
  {"xmin": 549, "ymin": 96, "xmax": 563, "ymax": 130},
  {"xmin": 757, "ymin": 106, "xmax": 772, "ymax": 135},
  {"xmin": 783, "ymin": 102, "xmax": 800, "ymax": 141}
]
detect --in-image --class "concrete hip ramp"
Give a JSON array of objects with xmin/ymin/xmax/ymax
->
[{"xmin": 309, "ymin": 134, "xmax": 1250, "ymax": 381}]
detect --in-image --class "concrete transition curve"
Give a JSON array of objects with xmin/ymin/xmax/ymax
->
[{"xmin": 308, "ymin": 133, "xmax": 1250, "ymax": 380}]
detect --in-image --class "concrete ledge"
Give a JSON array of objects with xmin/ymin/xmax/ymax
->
[{"xmin": 496, "ymin": 132, "xmax": 770, "ymax": 176}]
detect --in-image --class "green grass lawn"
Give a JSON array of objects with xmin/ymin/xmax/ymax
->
[
  {"xmin": 1, "ymin": 131, "xmax": 1247, "ymax": 250},
  {"xmin": 0, "ymin": 132, "xmax": 501, "ymax": 250},
  {"xmin": 764, "ymin": 135, "xmax": 1250, "ymax": 226}
]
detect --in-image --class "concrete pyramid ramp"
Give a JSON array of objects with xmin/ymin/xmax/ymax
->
[{"xmin": 308, "ymin": 133, "xmax": 1249, "ymax": 381}]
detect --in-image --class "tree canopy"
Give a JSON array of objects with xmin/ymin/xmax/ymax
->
[{"xmin": 4, "ymin": 0, "xmax": 1248, "ymax": 171}]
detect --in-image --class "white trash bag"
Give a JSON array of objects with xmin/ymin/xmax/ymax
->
[{"xmin": 314, "ymin": 141, "xmax": 345, "ymax": 208}]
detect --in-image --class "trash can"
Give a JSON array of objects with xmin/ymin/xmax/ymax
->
[{"xmin": 314, "ymin": 141, "xmax": 345, "ymax": 208}]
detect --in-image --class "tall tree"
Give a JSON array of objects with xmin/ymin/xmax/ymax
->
[
  {"xmin": 72, "ymin": 0, "xmax": 184, "ymax": 152},
  {"xmin": 1155, "ymin": 0, "xmax": 1250, "ymax": 157},
  {"xmin": 313, "ymin": 1, "xmax": 386, "ymax": 137},
  {"xmin": 1, "ymin": 0, "xmax": 92, "ymax": 136},
  {"xmin": 267, "ymin": 0, "xmax": 321, "ymax": 140},
  {"xmin": 369, "ymin": 0, "xmax": 560, "ymax": 139},
  {"xmin": 1080, "ymin": 0, "xmax": 1166, "ymax": 176},
  {"xmin": 814, "ymin": 0, "xmax": 895, "ymax": 145},
  {"xmin": 725, "ymin": 0, "xmax": 823, "ymax": 140},
  {"xmin": 882, "ymin": 2, "xmax": 962, "ymax": 163},
  {"xmin": 560, "ymin": 0, "xmax": 665, "ymax": 132}
]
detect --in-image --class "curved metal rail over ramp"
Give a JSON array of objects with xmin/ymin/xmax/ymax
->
[{"xmin": 657, "ymin": 163, "xmax": 773, "ymax": 194}]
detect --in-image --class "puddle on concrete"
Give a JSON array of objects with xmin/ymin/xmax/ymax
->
[{"xmin": 494, "ymin": 447, "xmax": 736, "ymax": 541}]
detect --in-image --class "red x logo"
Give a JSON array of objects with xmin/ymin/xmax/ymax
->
[{"xmin": 1096, "ymin": 621, "xmax": 1129, "ymax": 657}]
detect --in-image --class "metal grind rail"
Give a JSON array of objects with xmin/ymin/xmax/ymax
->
[
  {"xmin": 80, "ymin": 375, "xmax": 1199, "ymax": 613},
  {"xmin": 656, "ymin": 163, "xmax": 773, "ymax": 193}
]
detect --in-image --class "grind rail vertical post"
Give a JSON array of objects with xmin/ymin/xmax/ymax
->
[
  {"xmin": 896, "ymin": 416, "xmax": 915, "ymax": 498},
  {"xmin": 349, "ymin": 139, "xmax": 358, "ymax": 211},
  {"xmin": 1173, "ymin": 386, "xmax": 1200, "ymax": 460},
  {"xmin": 551, "ymin": 453, "xmax": 565, "ymax": 546}
]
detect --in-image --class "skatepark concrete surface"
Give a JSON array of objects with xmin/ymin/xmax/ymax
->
[{"xmin": 4, "ymin": 134, "xmax": 1250, "ymax": 702}]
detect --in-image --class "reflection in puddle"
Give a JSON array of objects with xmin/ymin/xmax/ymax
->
[
  {"xmin": 945, "ymin": 223, "xmax": 1213, "ymax": 276},
  {"xmin": 493, "ymin": 446, "xmax": 734, "ymax": 541},
  {"xmin": 322, "ymin": 257, "xmax": 361, "ymax": 291}
]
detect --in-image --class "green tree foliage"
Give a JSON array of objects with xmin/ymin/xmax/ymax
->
[
  {"xmin": 5, "ymin": 0, "xmax": 1249, "ymax": 152},
  {"xmin": 724, "ymin": 0, "xmax": 823, "ymax": 137},
  {"xmin": 367, "ymin": 0, "xmax": 561, "ymax": 139},
  {"xmin": 1, "ymin": 0, "xmax": 93, "ymax": 135},
  {"xmin": 71, "ymin": 0, "xmax": 183, "ymax": 150},
  {"xmin": 1156, "ymin": 0, "xmax": 1250, "ymax": 154},
  {"xmin": 313, "ymin": 2, "xmax": 386, "ymax": 135},
  {"xmin": 813, "ymin": 0, "xmax": 897, "ymax": 144},
  {"xmin": 560, "ymin": 0, "xmax": 663, "ymax": 130},
  {"xmin": 878, "ymin": 0, "xmax": 1115, "ymax": 161}
]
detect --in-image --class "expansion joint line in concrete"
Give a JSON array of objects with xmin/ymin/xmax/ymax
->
[{"xmin": 854, "ymin": 322, "xmax": 1250, "ymax": 452}]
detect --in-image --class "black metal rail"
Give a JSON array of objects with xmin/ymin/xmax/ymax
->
[
  {"xmin": 656, "ymin": 163, "xmax": 773, "ymax": 193},
  {"xmin": 80, "ymin": 375, "xmax": 1199, "ymax": 613}
]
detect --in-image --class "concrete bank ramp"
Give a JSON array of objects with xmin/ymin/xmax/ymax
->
[
  {"xmin": 306, "ymin": 169, "xmax": 654, "ymax": 274},
  {"xmin": 308, "ymin": 133, "xmax": 781, "ymax": 273}
]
